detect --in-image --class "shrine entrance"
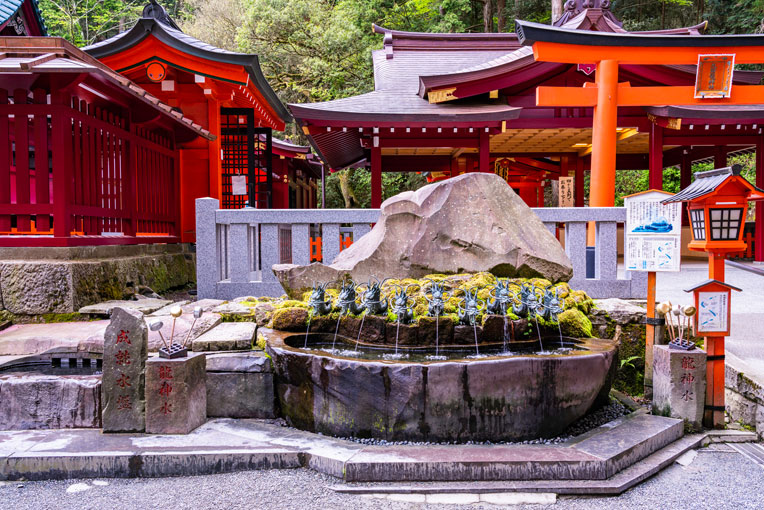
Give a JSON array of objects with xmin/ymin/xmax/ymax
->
[{"xmin": 220, "ymin": 108, "xmax": 273, "ymax": 209}]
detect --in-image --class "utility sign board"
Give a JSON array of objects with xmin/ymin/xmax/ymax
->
[
  {"xmin": 624, "ymin": 190, "xmax": 682, "ymax": 272},
  {"xmin": 697, "ymin": 291, "xmax": 729, "ymax": 333},
  {"xmin": 559, "ymin": 176, "xmax": 574, "ymax": 207},
  {"xmin": 231, "ymin": 175, "xmax": 248, "ymax": 196}
]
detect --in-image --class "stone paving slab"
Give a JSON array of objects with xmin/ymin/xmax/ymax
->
[
  {"xmin": 0, "ymin": 321, "xmax": 108, "ymax": 356},
  {"xmin": 191, "ymin": 322, "xmax": 256, "ymax": 352},
  {"xmin": 205, "ymin": 352, "xmax": 271, "ymax": 373},
  {"xmin": 146, "ymin": 313, "xmax": 221, "ymax": 351},
  {"xmin": 78, "ymin": 299, "xmax": 171, "ymax": 316},
  {"xmin": 149, "ymin": 300, "xmax": 191, "ymax": 317},
  {"xmin": 0, "ymin": 413, "xmax": 694, "ymax": 484}
]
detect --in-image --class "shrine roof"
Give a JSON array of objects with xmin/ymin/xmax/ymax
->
[
  {"xmin": 684, "ymin": 279, "xmax": 741, "ymax": 293},
  {"xmin": 0, "ymin": 37, "xmax": 213, "ymax": 141},
  {"xmin": 662, "ymin": 165, "xmax": 764, "ymax": 203},
  {"xmin": 0, "ymin": 0, "xmax": 46, "ymax": 35},
  {"xmin": 289, "ymin": 90, "xmax": 520, "ymax": 123},
  {"xmin": 645, "ymin": 105, "xmax": 764, "ymax": 120},
  {"xmin": 83, "ymin": 16, "xmax": 290, "ymax": 123},
  {"xmin": 516, "ymin": 19, "xmax": 764, "ymax": 48}
]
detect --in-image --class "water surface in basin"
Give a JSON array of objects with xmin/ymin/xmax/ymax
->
[{"xmin": 285, "ymin": 333, "xmax": 587, "ymax": 362}]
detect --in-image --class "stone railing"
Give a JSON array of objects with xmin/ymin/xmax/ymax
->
[{"xmin": 196, "ymin": 198, "xmax": 646, "ymax": 300}]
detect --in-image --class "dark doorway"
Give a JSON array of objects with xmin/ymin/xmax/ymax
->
[{"xmin": 220, "ymin": 108, "xmax": 272, "ymax": 209}]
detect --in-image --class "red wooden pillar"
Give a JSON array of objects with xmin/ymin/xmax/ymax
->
[
  {"xmin": 714, "ymin": 146, "xmax": 728, "ymax": 169},
  {"xmin": 648, "ymin": 123, "xmax": 663, "ymax": 190},
  {"xmin": 575, "ymin": 155, "xmax": 585, "ymax": 207},
  {"xmin": 479, "ymin": 129, "xmax": 490, "ymax": 173},
  {"xmin": 756, "ymin": 136, "xmax": 764, "ymax": 261},
  {"xmin": 371, "ymin": 146, "xmax": 382, "ymax": 208},
  {"xmin": 51, "ymin": 91, "xmax": 73, "ymax": 239},
  {"xmin": 680, "ymin": 148, "xmax": 692, "ymax": 227}
]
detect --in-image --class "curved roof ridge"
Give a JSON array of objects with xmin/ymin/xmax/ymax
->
[{"xmin": 83, "ymin": 17, "xmax": 290, "ymax": 123}]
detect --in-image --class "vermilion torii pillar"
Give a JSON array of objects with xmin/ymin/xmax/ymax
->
[{"xmin": 515, "ymin": 20, "xmax": 764, "ymax": 212}]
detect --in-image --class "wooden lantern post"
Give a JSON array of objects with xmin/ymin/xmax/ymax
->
[{"xmin": 662, "ymin": 164, "xmax": 764, "ymax": 428}]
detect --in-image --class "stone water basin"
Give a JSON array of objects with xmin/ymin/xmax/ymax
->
[{"xmin": 263, "ymin": 328, "xmax": 618, "ymax": 443}]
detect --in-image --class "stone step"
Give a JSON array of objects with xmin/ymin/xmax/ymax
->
[
  {"xmin": 78, "ymin": 299, "xmax": 172, "ymax": 316},
  {"xmin": 331, "ymin": 433, "xmax": 706, "ymax": 496},
  {"xmin": 191, "ymin": 322, "xmax": 256, "ymax": 351},
  {"xmin": 0, "ymin": 321, "xmax": 109, "ymax": 356},
  {"xmin": 340, "ymin": 412, "xmax": 683, "ymax": 482}
]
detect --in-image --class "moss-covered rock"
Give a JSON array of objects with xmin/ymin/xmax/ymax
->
[
  {"xmin": 254, "ymin": 303, "xmax": 276, "ymax": 327},
  {"xmin": 270, "ymin": 307, "xmax": 309, "ymax": 331},
  {"xmin": 558, "ymin": 309, "xmax": 593, "ymax": 338}
]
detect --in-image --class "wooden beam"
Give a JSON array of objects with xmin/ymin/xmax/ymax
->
[
  {"xmin": 532, "ymin": 41, "xmax": 764, "ymax": 65},
  {"xmin": 538, "ymin": 84, "xmax": 764, "ymax": 108}
]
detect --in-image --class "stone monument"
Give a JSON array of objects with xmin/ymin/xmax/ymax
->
[
  {"xmin": 102, "ymin": 307, "xmax": 148, "ymax": 432},
  {"xmin": 652, "ymin": 344, "xmax": 706, "ymax": 430},
  {"xmin": 145, "ymin": 352, "xmax": 207, "ymax": 434}
]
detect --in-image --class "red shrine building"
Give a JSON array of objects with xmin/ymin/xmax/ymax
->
[
  {"xmin": 0, "ymin": 0, "xmax": 45, "ymax": 36},
  {"xmin": 84, "ymin": 1, "xmax": 320, "ymax": 241},
  {"xmin": 0, "ymin": 0, "xmax": 319, "ymax": 248},
  {"xmin": 291, "ymin": 0, "xmax": 764, "ymax": 261}
]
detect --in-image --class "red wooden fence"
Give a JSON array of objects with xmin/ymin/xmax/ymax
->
[{"xmin": 0, "ymin": 88, "xmax": 180, "ymax": 246}]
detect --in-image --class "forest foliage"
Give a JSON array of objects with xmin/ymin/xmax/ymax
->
[{"xmin": 37, "ymin": 0, "xmax": 764, "ymax": 207}]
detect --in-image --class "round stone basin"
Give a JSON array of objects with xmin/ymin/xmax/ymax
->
[{"xmin": 262, "ymin": 328, "xmax": 618, "ymax": 442}]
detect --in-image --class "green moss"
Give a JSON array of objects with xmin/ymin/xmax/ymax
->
[
  {"xmin": 271, "ymin": 307, "xmax": 309, "ymax": 330},
  {"xmin": 275, "ymin": 300, "xmax": 309, "ymax": 310},
  {"xmin": 558, "ymin": 309, "xmax": 593, "ymax": 338},
  {"xmin": 219, "ymin": 313, "xmax": 254, "ymax": 323},
  {"xmin": 41, "ymin": 312, "xmax": 90, "ymax": 323},
  {"xmin": 255, "ymin": 333, "xmax": 267, "ymax": 351}
]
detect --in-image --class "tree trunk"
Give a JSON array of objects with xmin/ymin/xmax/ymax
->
[
  {"xmin": 497, "ymin": 0, "xmax": 506, "ymax": 32},
  {"xmin": 551, "ymin": 0, "xmax": 564, "ymax": 24},
  {"xmin": 483, "ymin": 0, "xmax": 493, "ymax": 33},
  {"xmin": 338, "ymin": 170, "xmax": 357, "ymax": 208}
]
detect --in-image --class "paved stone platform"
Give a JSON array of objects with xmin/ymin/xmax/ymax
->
[
  {"xmin": 0, "ymin": 322, "xmax": 108, "ymax": 356},
  {"xmin": 0, "ymin": 411, "xmax": 690, "ymax": 486}
]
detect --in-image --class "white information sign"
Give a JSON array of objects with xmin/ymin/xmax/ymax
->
[
  {"xmin": 624, "ymin": 190, "xmax": 682, "ymax": 272},
  {"xmin": 697, "ymin": 291, "xmax": 729, "ymax": 333},
  {"xmin": 231, "ymin": 175, "xmax": 248, "ymax": 196},
  {"xmin": 559, "ymin": 176, "xmax": 574, "ymax": 208}
]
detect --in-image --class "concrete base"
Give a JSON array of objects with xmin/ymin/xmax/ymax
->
[
  {"xmin": 145, "ymin": 353, "xmax": 207, "ymax": 434},
  {"xmin": 0, "ymin": 411, "xmax": 691, "ymax": 486},
  {"xmin": 0, "ymin": 244, "xmax": 195, "ymax": 315},
  {"xmin": 206, "ymin": 352, "xmax": 275, "ymax": 419}
]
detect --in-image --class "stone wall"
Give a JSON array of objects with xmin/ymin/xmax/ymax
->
[
  {"xmin": 0, "ymin": 244, "xmax": 196, "ymax": 315},
  {"xmin": 726, "ymin": 359, "xmax": 764, "ymax": 437}
]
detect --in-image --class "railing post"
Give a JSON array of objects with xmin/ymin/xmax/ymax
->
[
  {"xmin": 260, "ymin": 223, "xmax": 280, "ymax": 282},
  {"xmin": 229, "ymin": 222, "xmax": 251, "ymax": 283},
  {"xmin": 564, "ymin": 222, "xmax": 588, "ymax": 280},
  {"xmin": 352, "ymin": 223, "xmax": 372, "ymax": 241},
  {"xmin": 292, "ymin": 223, "xmax": 311, "ymax": 265},
  {"xmin": 195, "ymin": 197, "xmax": 219, "ymax": 299},
  {"xmin": 595, "ymin": 221, "xmax": 618, "ymax": 280},
  {"xmin": 322, "ymin": 223, "xmax": 341, "ymax": 264}
]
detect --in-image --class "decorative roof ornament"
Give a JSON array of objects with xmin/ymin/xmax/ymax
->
[
  {"xmin": 554, "ymin": 0, "xmax": 623, "ymax": 30},
  {"xmin": 142, "ymin": 0, "xmax": 181, "ymax": 31}
]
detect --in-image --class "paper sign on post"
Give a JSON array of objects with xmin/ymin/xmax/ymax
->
[
  {"xmin": 231, "ymin": 175, "xmax": 248, "ymax": 196},
  {"xmin": 624, "ymin": 190, "xmax": 682, "ymax": 272}
]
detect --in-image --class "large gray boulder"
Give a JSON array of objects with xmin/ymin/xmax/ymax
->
[{"xmin": 274, "ymin": 173, "xmax": 572, "ymax": 297}]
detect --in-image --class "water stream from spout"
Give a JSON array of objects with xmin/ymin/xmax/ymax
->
[
  {"xmin": 473, "ymin": 321, "xmax": 480, "ymax": 356},
  {"xmin": 435, "ymin": 315, "xmax": 440, "ymax": 357},
  {"xmin": 502, "ymin": 314, "xmax": 509, "ymax": 352},
  {"xmin": 557, "ymin": 320, "xmax": 564, "ymax": 348},
  {"xmin": 534, "ymin": 315, "xmax": 544, "ymax": 353},
  {"xmin": 332, "ymin": 313, "xmax": 342, "ymax": 352},
  {"xmin": 303, "ymin": 315, "xmax": 312, "ymax": 349},
  {"xmin": 395, "ymin": 319, "xmax": 401, "ymax": 355},
  {"xmin": 355, "ymin": 312, "xmax": 367, "ymax": 351}
]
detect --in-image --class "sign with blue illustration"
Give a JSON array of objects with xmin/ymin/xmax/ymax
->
[
  {"xmin": 697, "ymin": 291, "xmax": 728, "ymax": 333},
  {"xmin": 625, "ymin": 190, "xmax": 682, "ymax": 272}
]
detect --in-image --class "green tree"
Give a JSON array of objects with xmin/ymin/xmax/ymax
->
[{"xmin": 39, "ymin": 0, "xmax": 145, "ymax": 45}]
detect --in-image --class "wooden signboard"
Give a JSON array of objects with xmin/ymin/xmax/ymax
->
[
  {"xmin": 695, "ymin": 54, "xmax": 735, "ymax": 99},
  {"xmin": 558, "ymin": 176, "xmax": 574, "ymax": 207}
]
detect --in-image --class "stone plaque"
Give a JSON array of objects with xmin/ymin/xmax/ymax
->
[
  {"xmin": 102, "ymin": 307, "xmax": 148, "ymax": 432},
  {"xmin": 146, "ymin": 353, "xmax": 207, "ymax": 434},
  {"xmin": 652, "ymin": 345, "xmax": 706, "ymax": 430}
]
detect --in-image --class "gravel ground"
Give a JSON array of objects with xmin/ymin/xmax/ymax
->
[{"xmin": 2, "ymin": 446, "xmax": 762, "ymax": 510}]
